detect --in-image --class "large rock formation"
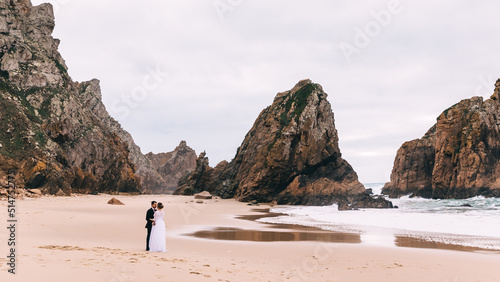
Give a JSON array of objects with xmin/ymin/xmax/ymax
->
[
  {"xmin": 145, "ymin": 141, "xmax": 197, "ymax": 193},
  {"xmin": 383, "ymin": 80, "xmax": 500, "ymax": 199},
  {"xmin": 176, "ymin": 79, "xmax": 392, "ymax": 208},
  {"xmin": 0, "ymin": 0, "xmax": 160, "ymax": 194},
  {"xmin": 77, "ymin": 78, "xmax": 168, "ymax": 194},
  {"xmin": 176, "ymin": 151, "xmax": 231, "ymax": 196}
]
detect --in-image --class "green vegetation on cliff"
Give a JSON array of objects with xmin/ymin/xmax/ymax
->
[{"xmin": 280, "ymin": 83, "xmax": 319, "ymax": 126}]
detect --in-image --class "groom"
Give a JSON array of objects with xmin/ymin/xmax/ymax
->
[{"xmin": 145, "ymin": 201, "xmax": 157, "ymax": 251}]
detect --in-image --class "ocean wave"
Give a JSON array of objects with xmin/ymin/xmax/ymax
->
[{"xmin": 261, "ymin": 195, "xmax": 500, "ymax": 250}]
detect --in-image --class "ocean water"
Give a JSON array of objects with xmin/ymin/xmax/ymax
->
[{"xmin": 258, "ymin": 183, "xmax": 500, "ymax": 250}]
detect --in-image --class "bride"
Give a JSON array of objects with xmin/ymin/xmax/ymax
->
[{"xmin": 149, "ymin": 202, "xmax": 167, "ymax": 252}]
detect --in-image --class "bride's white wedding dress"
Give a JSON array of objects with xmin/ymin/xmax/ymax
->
[{"xmin": 149, "ymin": 210, "xmax": 167, "ymax": 252}]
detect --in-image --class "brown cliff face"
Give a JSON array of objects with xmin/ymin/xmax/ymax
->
[
  {"xmin": 176, "ymin": 80, "xmax": 392, "ymax": 208},
  {"xmin": 383, "ymin": 80, "xmax": 500, "ymax": 198},
  {"xmin": 174, "ymin": 152, "xmax": 213, "ymax": 195},
  {"xmin": 145, "ymin": 141, "xmax": 197, "ymax": 193},
  {"xmin": 382, "ymin": 126, "xmax": 436, "ymax": 198},
  {"xmin": 0, "ymin": 1, "xmax": 141, "ymax": 194},
  {"xmin": 228, "ymin": 79, "xmax": 366, "ymax": 205},
  {"xmin": 174, "ymin": 152, "xmax": 229, "ymax": 196},
  {"xmin": 79, "ymin": 79, "xmax": 170, "ymax": 194}
]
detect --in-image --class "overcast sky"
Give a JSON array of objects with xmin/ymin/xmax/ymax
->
[{"xmin": 31, "ymin": 0, "xmax": 500, "ymax": 183}]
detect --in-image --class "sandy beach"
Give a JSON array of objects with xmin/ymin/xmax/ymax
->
[{"xmin": 0, "ymin": 194, "xmax": 499, "ymax": 282}]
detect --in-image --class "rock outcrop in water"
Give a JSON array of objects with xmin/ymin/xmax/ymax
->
[
  {"xmin": 383, "ymin": 80, "xmax": 500, "ymax": 199},
  {"xmin": 176, "ymin": 79, "xmax": 393, "ymax": 208},
  {"xmin": 145, "ymin": 141, "xmax": 197, "ymax": 194},
  {"xmin": 0, "ymin": 0, "xmax": 166, "ymax": 194}
]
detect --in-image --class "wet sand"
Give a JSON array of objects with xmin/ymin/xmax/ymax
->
[
  {"xmin": 0, "ymin": 194, "xmax": 499, "ymax": 281},
  {"xmin": 188, "ymin": 227, "xmax": 362, "ymax": 243},
  {"xmin": 394, "ymin": 236, "xmax": 500, "ymax": 253},
  {"xmin": 193, "ymin": 208, "xmax": 500, "ymax": 253}
]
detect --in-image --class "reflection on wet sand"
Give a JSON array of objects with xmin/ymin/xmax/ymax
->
[
  {"xmin": 188, "ymin": 208, "xmax": 361, "ymax": 243},
  {"xmin": 187, "ymin": 208, "xmax": 500, "ymax": 253},
  {"xmin": 395, "ymin": 236, "xmax": 500, "ymax": 253},
  {"xmin": 189, "ymin": 227, "xmax": 361, "ymax": 243},
  {"xmin": 236, "ymin": 209, "xmax": 326, "ymax": 231}
]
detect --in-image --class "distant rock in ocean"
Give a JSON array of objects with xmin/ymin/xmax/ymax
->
[
  {"xmin": 176, "ymin": 79, "xmax": 393, "ymax": 209},
  {"xmin": 383, "ymin": 80, "xmax": 500, "ymax": 199},
  {"xmin": 0, "ymin": 0, "xmax": 168, "ymax": 195},
  {"xmin": 145, "ymin": 141, "xmax": 197, "ymax": 194}
]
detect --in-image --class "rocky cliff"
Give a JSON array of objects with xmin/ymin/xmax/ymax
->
[
  {"xmin": 176, "ymin": 79, "xmax": 393, "ymax": 208},
  {"xmin": 145, "ymin": 141, "xmax": 197, "ymax": 193},
  {"xmin": 176, "ymin": 152, "xmax": 230, "ymax": 196},
  {"xmin": 0, "ymin": 0, "xmax": 163, "ymax": 195},
  {"xmin": 383, "ymin": 80, "xmax": 500, "ymax": 199},
  {"xmin": 79, "ymin": 78, "xmax": 179, "ymax": 194}
]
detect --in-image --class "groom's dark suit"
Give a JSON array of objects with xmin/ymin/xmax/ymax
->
[{"xmin": 145, "ymin": 207, "xmax": 155, "ymax": 251}]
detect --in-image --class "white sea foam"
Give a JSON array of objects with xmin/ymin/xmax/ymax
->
[{"xmin": 258, "ymin": 183, "xmax": 500, "ymax": 250}]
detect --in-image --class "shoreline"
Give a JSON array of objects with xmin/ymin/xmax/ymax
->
[
  {"xmin": 256, "ymin": 200, "xmax": 500, "ymax": 251},
  {"xmin": 189, "ymin": 207, "xmax": 500, "ymax": 253},
  {"xmin": 0, "ymin": 194, "xmax": 499, "ymax": 281}
]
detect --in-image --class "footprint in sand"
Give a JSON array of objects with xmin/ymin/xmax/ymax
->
[
  {"xmin": 38, "ymin": 245, "xmax": 87, "ymax": 251},
  {"xmin": 190, "ymin": 271, "xmax": 202, "ymax": 275}
]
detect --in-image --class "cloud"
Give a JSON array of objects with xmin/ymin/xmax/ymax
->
[{"xmin": 31, "ymin": 0, "xmax": 500, "ymax": 182}]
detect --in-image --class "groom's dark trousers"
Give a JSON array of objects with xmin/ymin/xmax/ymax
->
[{"xmin": 145, "ymin": 207, "xmax": 155, "ymax": 251}]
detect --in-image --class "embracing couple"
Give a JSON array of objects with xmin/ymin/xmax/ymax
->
[{"xmin": 145, "ymin": 201, "xmax": 167, "ymax": 252}]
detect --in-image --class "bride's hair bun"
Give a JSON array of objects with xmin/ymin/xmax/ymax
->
[{"xmin": 158, "ymin": 202, "xmax": 164, "ymax": 209}]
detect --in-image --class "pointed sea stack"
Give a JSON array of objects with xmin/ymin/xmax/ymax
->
[
  {"xmin": 383, "ymin": 80, "xmax": 500, "ymax": 199},
  {"xmin": 176, "ymin": 79, "xmax": 393, "ymax": 208}
]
